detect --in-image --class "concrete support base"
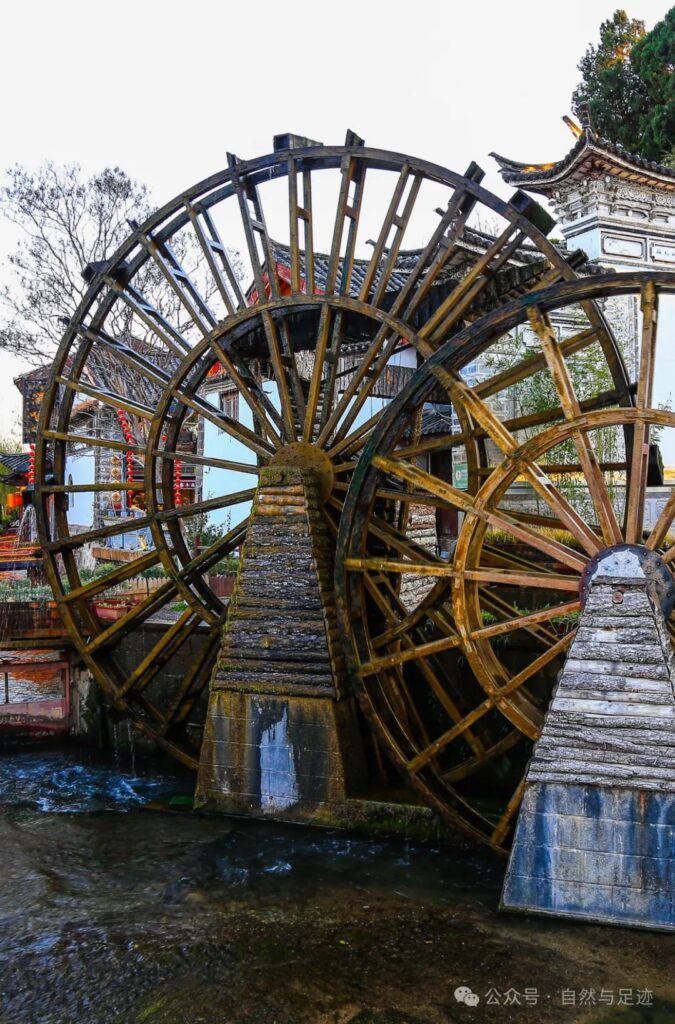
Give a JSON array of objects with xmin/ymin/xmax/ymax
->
[
  {"xmin": 195, "ymin": 690, "xmax": 365, "ymax": 822},
  {"xmin": 501, "ymin": 571, "xmax": 675, "ymax": 932},
  {"xmin": 502, "ymin": 782, "xmax": 675, "ymax": 931}
]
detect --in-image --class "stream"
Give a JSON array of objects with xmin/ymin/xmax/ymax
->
[{"xmin": 0, "ymin": 746, "xmax": 673, "ymax": 1024}]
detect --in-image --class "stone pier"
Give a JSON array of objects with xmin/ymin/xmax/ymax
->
[
  {"xmin": 195, "ymin": 458, "xmax": 366, "ymax": 822},
  {"xmin": 502, "ymin": 560, "xmax": 675, "ymax": 931}
]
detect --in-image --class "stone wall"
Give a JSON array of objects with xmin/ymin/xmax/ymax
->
[
  {"xmin": 400, "ymin": 503, "xmax": 438, "ymax": 611},
  {"xmin": 502, "ymin": 576, "xmax": 675, "ymax": 931}
]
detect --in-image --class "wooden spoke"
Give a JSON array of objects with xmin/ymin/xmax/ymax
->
[
  {"xmin": 405, "ymin": 698, "xmax": 495, "ymax": 775},
  {"xmin": 405, "ymin": 632, "xmax": 575, "ymax": 775},
  {"xmin": 184, "ymin": 200, "xmax": 246, "ymax": 314},
  {"xmin": 131, "ymin": 219, "xmax": 220, "ymax": 337},
  {"xmin": 323, "ymin": 326, "xmax": 405, "ymax": 448},
  {"xmin": 287, "ymin": 156, "xmax": 315, "ymax": 295},
  {"xmin": 394, "ymin": 383, "xmax": 633, "ymax": 463},
  {"xmin": 227, "ymin": 151, "xmax": 280, "ymax": 300},
  {"xmin": 419, "ymin": 226, "xmax": 525, "ymax": 345},
  {"xmin": 209, "ymin": 337, "xmax": 283, "ymax": 443},
  {"xmin": 303, "ymin": 303, "xmax": 332, "ymax": 442},
  {"xmin": 521, "ymin": 464, "xmax": 604, "ymax": 556},
  {"xmin": 395, "ymin": 164, "xmax": 484, "ymax": 323},
  {"xmin": 104, "ymin": 274, "xmax": 191, "ymax": 357},
  {"xmin": 324, "ymin": 410, "xmax": 379, "ymax": 459},
  {"xmin": 625, "ymin": 282, "xmax": 659, "ymax": 543},
  {"xmin": 358, "ymin": 164, "xmax": 412, "ymax": 301},
  {"xmin": 76, "ymin": 325, "xmax": 173, "ymax": 388},
  {"xmin": 364, "ymin": 170, "xmax": 422, "ymax": 307},
  {"xmin": 56, "ymin": 375, "xmax": 154, "ymax": 422},
  {"xmin": 471, "ymin": 600, "xmax": 580, "ymax": 643},
  {"xmin": 345, "ymin": 557, "xmax": 579, "ymax": 591},
  {"xmin": 116, "ymin": 610, "xmax": 203, "ymax": 697},
  {"xmin": 475, "ymin": 326, "xmax": 596, "ymax": 400},
  {"xmin": 490, "ymin": 777, "xmax": 527, "ymax": 847},
  {"xmin": 279, "ymin": 317, "xmax": 308, "ymax": 431},
  {"xmin": 362, "ymin": 573, "xmax": 483, "ymax": 756},
  {"xmin": 160, "ymin": 629, "xmax": 222, "ymax": 732},
  {"xmin": 229, "ymin": 348, "xmax": 286, "ymax": 434},
  {"xmin": 527, "ymin": 306, "xmax": 622, "ymax": 546},
  {"xmin": 44, "ymin": 481, "xmax": 144, "ymax": 494},
  {"xmin": 45, "ymin": 513, "xmax": 154, "ymax": 553},
  {"xmin": 371, "ymin": 599, "xmax": 448, "ymax": 650},
  {"xmin": 372, "ymin": 454, "xmax": 588, "ymax": 573},
  {"xmin": 62, "ymin": 550, "xmax": 161, "ymax": 604},
  {"xmin": 325, "ymin": 132, "xmax": 366, "ymax": 298},
  {"xmin": 156, "ymin": 489, "xmax": 256, "ymax": 525},
  {"xmin": 359, "ymin": 632, "xmax": 463, "ymax": 677},
  {"xmin": 170, "ymin": 386, "xmax": 276, "ymax": 458},
  {"xmin": 84, "ymin": 579, "xmax": 179, "ymax": 653},
  {"xmin": 176, "ymin": 516, "xmax": 250, "ymax": 583},
  {"xmin": 43, "ymin": 430, "xmax": 147, "ymax": 458},
  {"xmin": 260, "ymin": 310, "xmax": 298, "ymax": 441},
  {"xmin": 153, "ymin": 448, "xmax": 260, "ymax": 476},
  {"xmin": 316, "ymin": 308, "xmax": 348, "ymax": 439},
  {"xmin": 443, "ymin": 730, "xmax": 523, "ymax": 784},
  {"xmin": 431, "ymin": 366, "xmax": 518, "ymax": 454}
]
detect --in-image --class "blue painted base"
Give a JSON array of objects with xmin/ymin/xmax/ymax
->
[{"xmin": 501, "ymin": 783, "xmax": 675, "ymax": 932}]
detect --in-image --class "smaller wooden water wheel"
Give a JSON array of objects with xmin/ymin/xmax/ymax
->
[
  {"xmin": 36, "ymin": 133, "xmax": 611, "ymax": 770},
  {"xmin": 336, "ymin": 271, "xmax": 675, "ymax": 853}
]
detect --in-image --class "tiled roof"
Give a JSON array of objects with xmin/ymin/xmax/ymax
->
[
  {"xmin": 421, "ymin": 407, "xmax": 454, "ymax": 436},
  {"xmin": 0, "ymin": 452, "xmax": 29, "ymax": 483},
  {"xmin": 269, "ymin": 229, "xmax": 547, "ymax": 301},
  {"xmin": 0, "ymin": 453, "xmax": 28, "ymax": 473},
  {"xmin": 491, "ymin": 129, "xmax": 675, "ymax": 195}
]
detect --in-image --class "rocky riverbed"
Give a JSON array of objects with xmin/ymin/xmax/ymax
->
[{"xmin": 0, "ymin": 746, "xmax": 674, "ymax": 1024}]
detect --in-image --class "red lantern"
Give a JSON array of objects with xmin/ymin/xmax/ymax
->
[
  {"xmin": 173, "ymin": 459, "xmax": 182, "ymax": 506},
  {"xmin": 27, "ymin": 443, "xmax": 36, "ymax": 486}
]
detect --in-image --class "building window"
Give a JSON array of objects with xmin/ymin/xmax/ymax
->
[{"xmin": 219, "ymin": 389, "xmax": 239, "ymax": 422}]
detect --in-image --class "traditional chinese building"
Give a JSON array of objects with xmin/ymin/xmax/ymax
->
[
  {"xmin": 489, "ymin": 123, "xmax": 675, "ymax": 522},
  {"xmin": 492, "ymin": 125, "xmax": 675, "ymax": 272}
]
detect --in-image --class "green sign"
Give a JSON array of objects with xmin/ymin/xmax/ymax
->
[{"xmin": 453, "ymin": 462, "xmax": 468, "ymax": 490}]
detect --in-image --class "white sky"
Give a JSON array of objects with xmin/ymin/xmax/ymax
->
[{"xmin": 0, "ymin": 0, "xmax": 671, "ymax": 438}]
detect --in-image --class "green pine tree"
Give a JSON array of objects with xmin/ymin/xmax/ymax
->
[{"xmin": 572, "ymin": 8, "xmax": 674, "ymax": 162}]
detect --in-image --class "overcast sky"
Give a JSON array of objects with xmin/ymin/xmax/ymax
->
[{"xmin": 0, "ymin": 0, "xmax": 671, "ymax": 437}]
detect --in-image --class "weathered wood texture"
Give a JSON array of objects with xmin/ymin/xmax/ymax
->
[
  {"xmin": 195, "ymin": 464, "xmax": 366, "ymax": 818},
  {"xmin": 527, "ymin": 578, "xmax": 675, "ymax": 790},
  {"xmin": 502, "ymin": 576, "xmax": 675, "ymax": 930},
  {"xmin": 211, "ymin": 465, "xmax": 347, "ymax": 698}
]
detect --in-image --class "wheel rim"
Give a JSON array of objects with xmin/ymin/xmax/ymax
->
[
  {"xmin": 33, "ymin": 136, "xmax": 631, "ymax": 770},
  {"xmin": 337, "ymin": 272, "xmax": 675, "ymax": 852}
]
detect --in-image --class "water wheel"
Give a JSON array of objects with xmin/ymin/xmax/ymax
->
[
  {"xmin": 34, "ymin": 132, "xmax": 631, "ymax": 773},
  {"xmin": 336, "ymin": 272, "xmax": 675, "ymax": 853}
]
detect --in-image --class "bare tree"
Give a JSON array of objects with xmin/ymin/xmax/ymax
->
[
  {"xmin": 0, "ymin": 163, "xmax": 154, "ymax": 361},
  {"xmin": 0, "ymin": 161, "xmax": 234, "ymax": 364}
]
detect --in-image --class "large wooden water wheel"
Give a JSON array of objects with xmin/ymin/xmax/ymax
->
[
  {"xmin": 34, "ymin": 132, "xmax": 631, "ymax": 774},
  {"xmin": 337, "ymin": 271, "xmax": 675, "ymax": 853}
]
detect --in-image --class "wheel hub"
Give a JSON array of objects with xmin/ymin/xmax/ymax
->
[
  {"xmin": 579, "ymin": 543, "xmax": 675, "ymax": 616},
  {"xmin": 269, "ymin": 442, "xmax": 335, "ymax": 503}
]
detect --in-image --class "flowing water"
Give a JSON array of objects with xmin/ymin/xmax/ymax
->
[{"xmin": 1, "ymin": 746, "xmax": 674, "ymax": 1024}]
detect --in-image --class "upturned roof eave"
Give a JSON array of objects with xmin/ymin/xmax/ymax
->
[{"xmin": 491, "ymin": 130, "xmax": 675, "ymax": 195}]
